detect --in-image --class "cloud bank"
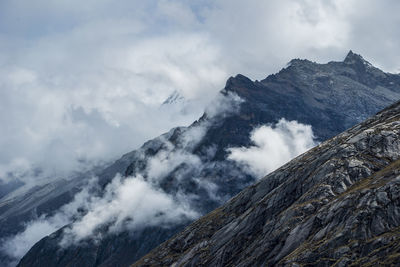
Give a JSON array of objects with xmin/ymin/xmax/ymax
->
[
  {"xmin": 59, "ymin": 93, "xmax": 243, "ymax": 244},
  {"xmin": 61, "ymin": 174, "xmax": 198, "ymax": 245},
  {"xmin": 0, "ymin": 178, "xmax": 97, "ymax": 265},
  {"xmin": 1, "ymin": 0, "xmax": 400, "ymax": 187},
  {"xmin": 1, "ymin": 0, "xmax": 399, "ymax": 264},
  {"xmin": 228, "ymin": 119, "xmax": 317, "ymax": 178},
  {"xmin": 0, "ymin": 92, "xmax": 243, "ymax": 264}
]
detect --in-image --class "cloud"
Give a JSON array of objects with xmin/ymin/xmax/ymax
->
[
  {"xmin": 0, "ymin": 26, "xmax": 226, "ymax": 185},
  {"xmin": 204, "ymin": 91, "xmax": 245, "ymax": 119},
  {"xmin": 1, "ymin": 0, "xmax": 400, "ymax": 263},
  {"xmin": 1, "ymin": 171, "xmax": 197, "ymax": 265},
  {"xmin": 60, "ymin": 92, "xmax": 243, "ymax": 242},
  {"xmin": 1, "ymin": 0, "xmax": 400, "ymax": 187},
  {"xmin": 0, "ymin": 178, "xmax": 97, "ymax": 265},
  {"xmin": 57, "ymin": 121, "xmax": 212, "ymax": 246},
  {"xmin": 201, "ymin": 0, "xmax": 400, "ymax": 76},
  {"xmin": 228, "ymin": 119, "xmax": 317, "ymax": 178},
  {"xmin": 1, "ymin": 219, "xmax": 60, "ymax": 266},
  {"xmin": 146, "ymin": 143, "xmax": 202, "ymax": 182},
  {"xmin": 60, "ymin": 174, "xmax": 198, "ymax": 246},
  {"xmin": 0, "ymin": 92, "xmax": 243, "ymax": 262}
]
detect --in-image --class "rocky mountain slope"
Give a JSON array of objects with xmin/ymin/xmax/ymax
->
[
  {"xmin": 14, "ymin": 51, "xmax": 400, "ymax": 267},
  {"xmin": 134, "ymin": 97, "xmax": 400, "ymax": 267}
]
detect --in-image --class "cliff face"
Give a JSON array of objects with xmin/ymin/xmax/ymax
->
[
  {"xmin": 15, "ymin": 51, "xmax": 400, "ymax": 267},
  {"xmin": 134, "ymin": 101, "xmax": 400, "ymax": 267}
]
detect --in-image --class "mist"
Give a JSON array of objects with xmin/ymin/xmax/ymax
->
[
  {"xmin": 0, "ymin": 92, "xmax": 243, "ymax": 264},
  {"xmin": 228, "ymin": 119, "xmax": 317, "ymax": 178},
  {"xmin": 1, "ymin": 0, "xmax": 400, "ymax": 187},
  {"xmin": 1, "ymin": 0, "xmax": 399, "ymax": 265}
]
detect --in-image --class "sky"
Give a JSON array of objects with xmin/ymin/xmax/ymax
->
[{"xmin": 1, "ymin": 0, "xmax": 400, "ymax": 185}]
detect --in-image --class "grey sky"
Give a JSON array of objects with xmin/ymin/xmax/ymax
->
[{"xmin": 0, "ymin": 0, "xmax": 399, "ymax": 183}]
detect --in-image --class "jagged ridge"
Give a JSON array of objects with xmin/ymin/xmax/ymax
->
[
  {"xmin": 15, "ymin": 52, "xmax": 400, "ymax": 267},
  {"xmin": 134, "ymin": 101, "xmax": 400, "ymax": 266}
]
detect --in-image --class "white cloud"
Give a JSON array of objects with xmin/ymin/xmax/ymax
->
[
  {"xmin": 0, "ymin": 178, "xmax": 97, "ymax": 264},
  {"xmin": 1, "ymin": 220, "xmax": 59, "ymax": 266},
  {"xmin": 204, "ymin": 91, "xmax": 244, "ymax": 119},
  {"xmin": 60, "ymin": 174, "xmax": 198, "ymax": 246},
  {"xmin": 0, "ymin": 172, "xmax": 197, "ymax": 264},
  {"xmin": 58, "ymin": 119, "xmax": 212, "ymax": 245},
  {"xmin": 201, "ymin": 0, "xmax": 400, "ymax": 76},
  {"xmin": 0, "ymin": 90, "xmax": 242, "ymax": 263},
  {"xmin": 1, "ymin": 0, "xmax": 400, "ymax": 263},
  {"xmin": 0, "ymin": 25, "xmax": 227, "ymax": 185},
  {"xmin": 228, "ymin": 119, "xmax": 317, "ymax": 178},
  {"xmin": 147, "ymin": 146, "xmax": 201, "ymax": 182},
  {"xmin": 1, "ymin": 0, "xmax": 399, "ymax": 187}
]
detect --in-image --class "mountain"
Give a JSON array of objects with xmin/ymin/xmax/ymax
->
[
  {"xmin": 0, "ymin": 151, "xmax": 145, "ymax": 266},
  {"xmin": 13, "ymin": 51, "xmax": 400, "ymax": 267},
  {"xmin": 134, "ymin": 99, "xmax": 400, "ymax": 267},
  {"xmin": 162, "ymin": 90, "xmax": 185, "ymax": 105}
]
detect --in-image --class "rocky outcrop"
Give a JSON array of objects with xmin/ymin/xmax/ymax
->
[
  {"xmin": 16, "ymin": 51, "xmax": 400, "ymax": 267},
  {"xmin": 134, "ymin": 101, "xmax": 400, "ymax": 266}
]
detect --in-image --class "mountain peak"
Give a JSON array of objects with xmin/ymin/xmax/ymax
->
[
  {"xmin": 14, "ymin": 52, "xmax": 400, "ymax": 267},
  {"xmin": 224, "ymin": 74, "xmax": 253, "ymax": 93},
  {"xmin": 344, "ymin": 50, "xmax": 367, "ymax": 64},
  {"xmin": 162, "ymin": 90, "xmax": 185, "ymax": 105},
  {"xmin": 288, "ymin": 58, "xmax": 312, "ymax": 66},
  {"xmin": 231, "ymin": 74, "xmax": 252, "ymax": 83},
  {"xmin": 134, "ymin": 99, "xmax": 400, "ymax": 267}
]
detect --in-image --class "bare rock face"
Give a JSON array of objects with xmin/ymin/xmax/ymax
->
[
  {"xmin": 15, "ymin": 52, "xmax": 400, "ymax": 267},
  {"xmin": 134, "ymin": 101, "xmax": 400, "ymax": 266}
]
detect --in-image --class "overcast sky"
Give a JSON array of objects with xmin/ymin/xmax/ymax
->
[{"xmin": 1, "ymin": 0, "xmax": 399, "ymax": 184}]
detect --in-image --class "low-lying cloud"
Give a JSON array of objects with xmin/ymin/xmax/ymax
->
[
  {"xmin": 61, "ymin": 174, "xmax": 198, "ymax": 245},
  {"xmin": 0, "ymin": 31, "xmax": 224, "ymax": 187},
  {"xmin": 1, "ymin": 0, "xmax": 400, "ymax": 264},
  {"xmin": 2, "ymin": 0, "xmax": 400, "ymax": 188},
  {"xmin": 60, "ymin": 92, "xmax": 243, "ymax": 244},
  {"xmin": 228, "ymin": 119, "xmax": 317, "ymax": 178},
  {"xmin": 0, "ymin": 178, "xmax": 96, "ymax": 265},
  {"xmin": 0, "ymin": 92, "xmax": 243, "ymax": 264}
]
